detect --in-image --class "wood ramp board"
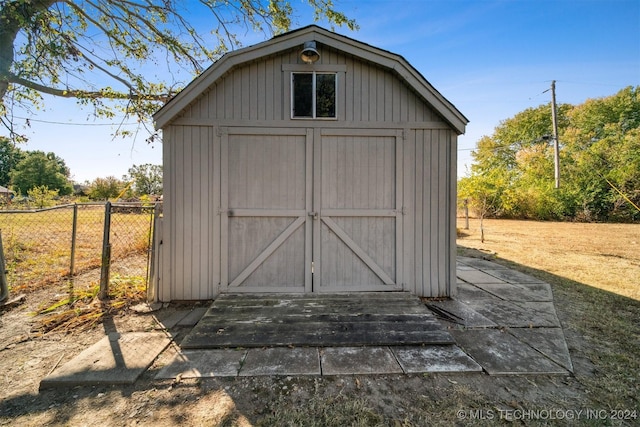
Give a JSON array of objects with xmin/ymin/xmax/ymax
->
[{"xmin": 181, "ymin": 292, "xmax": 454, "ymax": 349}]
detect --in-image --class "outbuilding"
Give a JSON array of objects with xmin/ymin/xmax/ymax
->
[
  {"xmin": 152, "ymin": 25, "xmax": 467, "ymax": 301},
  {"xmin": 0, "ymin": 185, "xmax": 13, "ymax": 203}
]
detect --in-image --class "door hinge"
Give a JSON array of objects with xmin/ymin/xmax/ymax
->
[{"xmin": 311, "ymin": 261, "xmax": 315, "ymax": 274}]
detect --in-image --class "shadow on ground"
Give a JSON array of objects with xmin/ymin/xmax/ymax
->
[{"xmin": 1, "ymin": 248, "xmax": 639, "ymax": 426}]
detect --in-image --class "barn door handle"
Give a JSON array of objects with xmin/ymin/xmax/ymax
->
[{"xmin": 308, "ymin": 211, "xmax": 319, "ymax": 220}]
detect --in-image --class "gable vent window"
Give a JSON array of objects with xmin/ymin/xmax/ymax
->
[{"xmin": 292, "ymin": 72, "xmax": 336, "ymax": 119}]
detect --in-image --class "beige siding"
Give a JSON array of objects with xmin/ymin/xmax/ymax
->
[
  {"xmin": 161, "ymin": 125, "xmax": 219, "ymax": 300},
  {"xmin": 158, "ymin": 41, "xmax": 459, "ymax": 300},
  {"xmin": 178, "ymin": 47, "xmax": 446, "ymax": 127},
  {"xmin": 402, "ymin": 129, "xmax": 457, "ymax": 297}
]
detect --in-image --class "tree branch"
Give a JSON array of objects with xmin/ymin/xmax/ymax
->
[{"xmin": 5, "ymin": 72, "xmax": 169, "ymax": 102}]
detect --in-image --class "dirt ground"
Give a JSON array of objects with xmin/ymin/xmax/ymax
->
[{"xmin": 1, "ymin": 221, "xmax": 639, "ymax": 426}]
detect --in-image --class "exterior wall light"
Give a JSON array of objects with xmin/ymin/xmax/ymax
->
[{"xmin": 300, "ymin": 41, "xmax": 320, "ymax": 63}]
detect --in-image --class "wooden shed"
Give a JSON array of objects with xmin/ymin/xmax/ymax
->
[{"xmin": 152, "ymin": 25, "xmax": 467, "ymax": 301}]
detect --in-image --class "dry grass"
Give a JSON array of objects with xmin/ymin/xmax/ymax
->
[
  {"xmin": 0, "ymin": 205, "xmax": 153, "ymax": 294},
  {"xmin": 457, "ymin": 218, "xmax": 640, "ymax": 300},
  {"xmin": 32, "ymin": 273, "xmax": 148, "ymax": 335}
]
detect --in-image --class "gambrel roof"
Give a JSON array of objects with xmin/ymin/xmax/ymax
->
[{"xmin": 154, "ymin": 25, "xmax": 468, "ymax": 134}]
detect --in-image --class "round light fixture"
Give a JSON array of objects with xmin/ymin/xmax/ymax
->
[{"xmin": 300, "ymin": 41, "xmax": 320, "ymax": 64}]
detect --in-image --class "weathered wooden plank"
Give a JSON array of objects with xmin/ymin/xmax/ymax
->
[
  {"xmin": 181, "ymin": 292, "xmax": 453, "ymax": 348},
  {"xmin": 182, "ymin": 321, "xmax": 453, "ymax": 349},
  {"xmin": 199, "ymin": 312, "xmax": 444, "ymax": 327},
  {"xmin": 205, "ymin": 294, "xmax": 431, "ymax": 313},
  {"xmin": 204, "ymin": 303, "xmax": 435, "ymax": 318},
  {"xmin": 218, "ymin": 291, "xmax": 416, "ymax": 300}
]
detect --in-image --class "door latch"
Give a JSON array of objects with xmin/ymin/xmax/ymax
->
[{"xmin": 309, "ymin": 211, "xmax": 319, "ymax": 220}]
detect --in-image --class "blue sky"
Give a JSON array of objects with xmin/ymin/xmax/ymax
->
[{"xmin": 9, "ymin": 0, "xmax": 640, "ymax": 182}]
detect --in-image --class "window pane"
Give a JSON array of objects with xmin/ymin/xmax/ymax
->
[
  {"xmin": 316, "ymin": 73, "xmax": 336, "ymax": 118},
  {"xmin": 293, "ymin": 73, "xmax": 313, "ymax": 117}
]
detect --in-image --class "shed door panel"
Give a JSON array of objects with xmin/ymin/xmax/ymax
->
[
  {"xmin": 314, "ymin": 132, "xmax": 402, "ymax": 292},
  {"xmin": 223, "ymin": 131, "xmax": 311, "ymax": 292}
]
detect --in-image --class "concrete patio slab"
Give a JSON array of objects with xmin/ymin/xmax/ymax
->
[
  {"xmin": 471, "ymin": 282, "xmax": 553, "ymax": 302},
  {"xmin": 427, "ymin": 300, "xmax": 498, "ymax": 328},
  {"xmin": 512, "ymin": 301, "xmax": 561, "ymax": 327},
  {"xmin": 466, "ymin": 299, "xmax": 560, "ymax": 328},
  {"xmin": 154, "ymin": 310, "xmax": 191, "ymax": 329},
  {"xmin": 177, "ymin": 307, "xmax": 208, "ymax": 327},
  {"xmin": 393, "ymin": 345, "xmax": 482, "ymax": 373},
  {"xmin": 40, "ymin": 332, "xmax": 172, "ymax": 389},
  {"xmin": 455, "ymin": 283, "xmax": 498, "ymax": 303},
  {"xmin": 509, "ymin": 328, "xmax": 574, "ymax": 372},
  {"xmin": 457, "ymin": 269, "xmax": 508, "ymax": 285},
  {"xmin": 451, "ymin": 329, "xmax": 568, "ymax": 375},
  {"xmin": 320, "ymin": 347, "xmax": 403, "ymax": 375},
  {"xmin": 38, "ymin": 257, "xmax": 576, "ymax": 382},
  {"xmin": 155, "ymin": 349, "xmax": 247, "ymax": 379},
  {"xmin": 239, "ymin": 347, "xmax": 320, "ymax": 376},
  {"xmin": 458, "ymin": 257, "xmax": 509, "ymax": 270},
  {"xmin": 483, "ymin": 269, "xmax": 546, "ymax": 284}
]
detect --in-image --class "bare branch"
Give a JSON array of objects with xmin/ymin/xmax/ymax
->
[{"xmin": 5, "ymin": 72, "xmax": 169, "ymax": 102}]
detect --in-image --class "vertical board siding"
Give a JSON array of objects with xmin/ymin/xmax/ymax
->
[
  {"xmin": 162, "ymin": 125, "xmax": 218, "ymax": 300},
  {"xmin": 400, "ymin": 128, "xmax": 455, "ymax": 297},
  {"xmin": 179, "ymin": 49, "xmax": 446, "ymax": 126},
  {"xmin": 449, "ymin": 132, "xmax": 458, "ymax": 296},
  {"xmin": 160, "ymin": 45, "xmax": 458, "ymax": 300}
]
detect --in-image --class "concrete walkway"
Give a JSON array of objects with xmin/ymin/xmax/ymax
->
[{"xmin": 40, "ymin": 257, "xmax": 573, "ymax": 389}]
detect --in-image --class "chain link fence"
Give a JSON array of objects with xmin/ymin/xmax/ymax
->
[{"xmin": 0, "ymin": 202, "xmax": 161, "ymax": 300}]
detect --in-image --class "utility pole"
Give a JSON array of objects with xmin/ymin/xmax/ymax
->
[{"xmin": 551, "ymin": 80, "xmax": 560, "ymax": 189}]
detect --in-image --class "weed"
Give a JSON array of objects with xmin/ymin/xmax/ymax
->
[{"xmin": 32, "ymin": 274, "xmax": 147, "ymax": 334}]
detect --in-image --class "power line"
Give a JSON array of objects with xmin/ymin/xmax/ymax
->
[{"xmin": 11, "ymin": 116, "xmax": 144, "ymax": 127}]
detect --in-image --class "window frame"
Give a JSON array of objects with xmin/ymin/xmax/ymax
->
[{"xmin": 291, "ymin": 71, "xmax": 338, "ymax": 120}]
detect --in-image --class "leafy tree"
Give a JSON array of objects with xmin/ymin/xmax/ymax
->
[
  {"xmin": 458, "ymin": 169, "xmax": 508, "ymax": 242},
  {"xmin": 0, "ymin": 136, "xmax": 23, "ymax": 185},
  {"xmin": 462, "ymin": 86, "xmax": 640, "ymax": 222},
  {"xmin": 27, "ymin": 185, "xmax": 58, "ymax": 208},
  {"xmin": 87, "ymin": 176, "xmax": 125, "ymax": 200},
  {"xmin": 126, "ymin": 163, "xmax": 162, "ymax": 196},
  {"xmin": 0, "ymin": 0, "xmax": 356, "ymax": 140},
  {"xmin": 10, "ymin": 150, "xmax": 72, "ymax": 195},
  {"xmin": 562, "ymin": 86, "xmax": 640, "ymax": 221}
]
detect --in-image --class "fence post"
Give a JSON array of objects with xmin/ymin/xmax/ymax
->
[
  {"xmin": 147, "ymin": 203, "xmax": 161, "ymax": 302},
  {"xmin": 99, "ymin": 202, "xmax": 112, "ymax": 299},
  {"xmin": 70, "ymin": 203, "xmax": 78, "ymax": 277},
  {"xmin": 464, "ymin": 198, "xmax": 470, "ymax": 230},
  {"xmin": 0, "ymin": 230, "xmax": 8, "ymax": 302}
]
